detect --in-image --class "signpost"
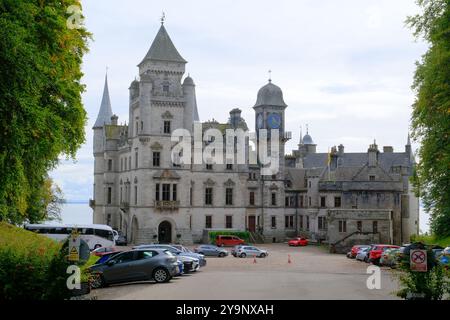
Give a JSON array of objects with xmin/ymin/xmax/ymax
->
[
  {"xmin": 68, "ymin": 230, "xmax": 80, "ymax": 262},
  {"xmin": 410, "ymin": 249, "xmax": 427, "ymax": 272}
]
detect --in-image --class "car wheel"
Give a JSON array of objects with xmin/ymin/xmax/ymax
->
[
  {"xmin": 90, "ymin": 273, "xmax": 105, "ymax": 289},
  {"xmin": 260, "ymin": 253, "xmax": 266, "ymax": 258},
  {"xmin": 153, "ymin": 268, "xmax": 171, "ymax": 283},
  {"xmin": 94, "ymin": 244, "xmax": 102, "ymax": 250},
  {"xmin": 240, "ymin": 253, "xmax": 246, "ymax": 258}
]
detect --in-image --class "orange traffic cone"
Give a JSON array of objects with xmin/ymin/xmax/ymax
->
[
  {"xmin": 288, "ymin": 254, "xmax": 292, "ymax": 264},
  {"xmin": 253, "ymin": 255, "xmax": 257, "ymax": 264}
]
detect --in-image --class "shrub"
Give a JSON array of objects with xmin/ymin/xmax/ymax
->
[
  {"xmin": 208, "ymin": 230, "xmax": 251, "ymax": 244},
  {"xmin": 0, "ymin": 222, "xmax": 69, "ymax": 300}
]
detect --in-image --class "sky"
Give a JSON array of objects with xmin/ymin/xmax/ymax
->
[{"xmin": 50, "ymin": 0, "xmax": 430, "ymax": 232}]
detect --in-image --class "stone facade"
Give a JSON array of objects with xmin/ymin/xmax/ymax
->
[{"xmin": 91, "ymin": 23, "xmax": 419, "ymax": 249}]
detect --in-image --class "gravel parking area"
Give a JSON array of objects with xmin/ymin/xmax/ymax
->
[{"xmin": 91, "ymin": 244, "xmax": 400, "ymax": 300}]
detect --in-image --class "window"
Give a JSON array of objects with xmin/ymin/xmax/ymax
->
[
  {"xmin": 334, "ymin": 196, "xmax": 341, "ymax": 208},
  {"xmin": 205, "ymin": 216, "xmax": 212, "ymax": 229},
  {"xmin": 155, "ymin": 184, "xmax": 160, "ymax": 201},
  {"xmin": 225, "ymin": 215, "xmax": 233, "ymax": 229},
  {"xmin": 135, "ymin": 151, "xmax": 138, "ymax": 168},
  {"xmin": 128, "ymin": 157, "xmax": 131, "ymax": 170},
  {"xmin": 120, "ymin": 158, "xmax": 123, "ymax": 171},
  {"xmin": 108, "ymin": 159, "xmax": 112, "ymax": 171},
  {"xmin": 172, "ymin": 185, "xmax": 177, "ymax": 201},
  {"xmin": 162, "ymin": 184, "xmax": 170, "ymax": 201},
  {"xmin": 135, "ymin": 122, "xmax": 139, "ymax": 135},
  {"xmin": 163, "ymin": 121, "xmax": 171, "ymax": 134},
  {"xmin": 153, "ymin": 152, "xmax": 160, "ymax": 167},
  {"xmin": 205, "ymin": 188, "xmax": 213, "ymax": 205},
  {"xmin": 137, "ymin": 250, "xmax": 157, "ymax": 260},
  {"xmin": 285, "ymin": 216, "xmax": 294, "ymax": 229},
  {"xmin": 306, "ymin": 216, "xmax": 310, "ymax": 230},
  {"xmin": 285, "ymin": 197, "xmax": 289, "ymax": 207},
  {"xmin": 357, "ymin": 221, "xmax": 362, "ymax": 232},
  {"xmin": 369, "ymin": 175, "xmax": 376, "ymax": 181},
  {"xmin": 318, "ymin": 217, "xmax": 327, "ymax": 230},
  {"xmin": 134, "ymin": 186, "xmax": 137, "ymax": 205},
  {"xmin": 339, "ymin": 220, "xmax": 347, "ymax": 233},
  {"xmin": 373, "ymin": 221, "xmax": 378, "ymax": 233},
  {"xmin": 141, "ymin": 121, "xmax": 143, "ymax": 132},
  {"xmin": 249, "ymin": 192, "xmax": 255, "ymax": 205},
  {"xmin": 225, "ymin": 188, "xmax": 233, "ymax": 205},
  {"xmin": 308, "ymin": 197, "xmax": 312, "ymax": 207},
  {"xmin": 163, "ymin": 84, "xmax": 169, "ymax": 93},
  {"xmin": 206, "ymin": 164, "xmax": 213, "ymax": 170},
  {"xmin": 271, "ymin": 216, "xmax": 277, "ymax": 229},
  {"xmin": 299, "ymin": 196, "xmax": 304, "ymax": 208},
  {"xmin": 226, "ymin": 164, "xmax": 233, "ymax": 170},
  {"xmin": 272, "ymin": 174, "xmax": 276, "ymax": 180},
  {"xmin": 124, "ymin": 158, "xmax": 127, "ymax": 170},
  {"xmin": 189, "ymin": 187, "xmax": 193, "ymax": 206},
  {"xmin": 120, "ymin": 187, "xmax": 123, "ymax": 203},
  {"xmin": 299, "ymin": 215, "xmax": 304, "ymax": 230},
  {"xmin": 320, "ymin": 196, "xmax": 326, "ymax": 208},
  {"xmin": 107, "ymin": 187, "xmax": 112, "ymax": 204},
  {"xmin": 308, "ymin": 180, "xmax": 312, "ymax": 188},
  {"xmin": 271, "ymin": 193, "xmax": 277, "ymax": 206}
]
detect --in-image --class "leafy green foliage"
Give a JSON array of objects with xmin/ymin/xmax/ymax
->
[
  {"xmin": 407, "ymin": 0, "xmax": 450, "ymax": 238},
  {"xmin": 0, "ymin": 0, "xmax": 90, "ymax": 223}
]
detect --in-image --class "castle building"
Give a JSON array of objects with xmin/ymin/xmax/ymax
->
[{"xmin": 91, "ymin": 22, "xmax": 419, "ymax": 251}]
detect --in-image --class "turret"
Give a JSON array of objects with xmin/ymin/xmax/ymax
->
[
  {"xmin": 183, "ymin": 75, "xmax": 199, "ymax": 131},
  {"xmin": 93, "ymin": 73, "xmax": 113, "ymax": 154}
]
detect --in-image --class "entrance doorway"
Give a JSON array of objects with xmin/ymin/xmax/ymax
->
[
  {"xmin": 158, "ymin": 221, "xmax": 172, "ymax": 244},
  {"xmin": 248, "ymin": 215, "xmax": 256, "ymax": 233}
]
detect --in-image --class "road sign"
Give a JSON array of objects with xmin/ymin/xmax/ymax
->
[
  {"xmin": 68, "ymin": 231, "xmax": 81, "ymax": 262},
  {"xmin": 410, "ymin": 249, "xmax": 427, "ymax": 272}
]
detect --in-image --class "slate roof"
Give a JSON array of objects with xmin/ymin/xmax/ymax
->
[
  {"xmin": 94, "ymin": 74, "xmax": 113, "ymax": 128},
  {"xmin": 254, "ymin": 81, "xmax": 287, "ymax": 108},
  {"xmin": 139, "ymin": 25, "xmax": 187, "ymax": 65}
]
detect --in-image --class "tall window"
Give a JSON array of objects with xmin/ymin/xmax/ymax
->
[
  {"xmin": 190, "ymin": 187, "xmax": 193, "ymax": 206},
  {"xmin": 373, "ymin": 221, "xmax": 378, "ymax": 233},
  {"xmin": 206, "ymin": 164, "xmax": 213, "ymax": 170},
  {"xmin": 226, "ymin": 164, "xmax": 233, "ymax": 170},
  {"xmin": 339, "ymin": 220, "xmax": 347, "ymax": 233},
  {"xmin": 225, "ymin": 215, "xmax": 233, "ymax": 229},
  {"xmin": 334, "ymin": 196, "xmax": 341, "ymax": 208},
  {"xmin": 306, "ymin": 216, "xmax": 310, "ymax": 231},
  {"xmin": 155, "ymin": 184, "xmax": 160, "ymax": 201},
  {"xmin": 134, "ymin": 186, "xmax": 138, "ymax": 205},
  {"xmin": 162, "ymin": 184, "xmax": 170, "ymax": 201},
  {"xmin": 271, "ymin": 216, "xmax": 277, "ymax": 229},
  {"xmin": 249, "ymin": 192, "xmax": 255, "ymax": 205},
  {"xmin": 163, "ymin": 84, "xmax": 169, "ymax": 93},
  {"xmin": 205, "ymin": 216, "xmax": 212, "ymax": 229},
  {"xmin": 124, "ymin": 158, "xmax": 127, "ymax": 170},
  {"xmin": 108, "ymin": 159, "xmax": 112, "ymax": 171},
  {"xmin": 205, "ymin": 188, "xmax": 213, "ymax": 205},
  {"xmin": 271, "ymin": 193, "xmax": 277, "ymax": 206},
  {"xmin": 299, "ymin": 215, "xmax": 304, "ymax": 230},
  {"xmin": 357, "ymin": 221, "xmax": 362, "ymax": 232},
  {"xmin": 225, "ymin": 188, "xmax": 233, "ymax": 205},
  {"xmin": 120, "ymin": 158, "xmax": 123, "ymax": 171},
  {"xmin": 285, "ymin": 216, "xmax": 294, "ymax": 229},
  {"xmin": 107, "ymin": 187, "xmax": 112, "ymax": 204},
  {"xmin": 135, "ymin": 151, "xmax": 138, "ymax": 168},
  {"xmin": 172, "ymin": 185, "xmax": 177, "ymax": 201},
  {"xmin": 318, "ymin": 217, "xmax": 327, "ymax": 230},
  {"xmin": 320, "ymin": 196, "xmax": 326, "ymax": 208},
  {"xmin": 120, "ymin": 187, "xmax": 123, "ymax": 203},
  {"xmin": 163, "ymin": 121, "xmax": 171, "ymax": 134},
  {"xmin": 153, "ymin": 152, "xmax": 160, "ymax": 167}
]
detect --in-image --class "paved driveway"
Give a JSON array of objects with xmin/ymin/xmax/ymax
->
[{"xmin": 92, "ymin": 244, "xmax": 400, "ymax": 300}]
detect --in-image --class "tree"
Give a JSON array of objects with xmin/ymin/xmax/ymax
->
[
  {"xmin": 0, "ymin": 0, "xmax": 90, "ymax": 223},
  {"xmin": 407, "ymin": 0, "xmax": 450, "ymax": 238}
]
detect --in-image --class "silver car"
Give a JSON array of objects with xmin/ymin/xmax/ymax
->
[
  {"xmin": 194, "ymin": 245, "xmax": 228, "ymax": 257},
  {"xmin": 177, "ymin": 255, "xmax": 200, "ymax": 272},
  {"xmin": 236, "ymin": 246, "xmax": 268, "ymax": 258},
  {"xmin": 89, "ymin": 249, "xmax": 179, "ymax": 288},
  {"xmin": 355, "ymin": 247, "xmax": 370, "ymax": 261},
  {"xmin": 133, "ymin": 244, "xmax": 207, "ymax": 267}
]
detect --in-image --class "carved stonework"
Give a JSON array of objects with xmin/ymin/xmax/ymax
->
[
  {"xmin": 151, "ymin": 142, "xmax": 163, "ymax": 150},
  {"xmin": 161, "ymin": 110, "xmax": 173, "ymax": 119},
  {"xmin": 224, "ymin": 179, "xmax": 235, "ymax": 187},
  {"xmin": 203, "ymin": 178, "xmax": 216, "ymax": 186}
]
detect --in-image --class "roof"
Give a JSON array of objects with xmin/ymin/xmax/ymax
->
[
  {"xmin": 139, "ymin": 24, "xmax": 186, "ymax": 65},
  {"xmin": 254, "ymin": 81, "xmax": 287, "ymax": 108},
  {"xmin": 93, "ymin": 74, "xmax": 113, "ymax": 128}
]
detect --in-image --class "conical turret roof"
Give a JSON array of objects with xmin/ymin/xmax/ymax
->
[{"xmin": 93, "ymin": 74, "xmax": 113, "ymax": 128}]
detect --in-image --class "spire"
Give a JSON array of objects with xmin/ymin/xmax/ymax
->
[
  {"xmin": 299, "ymin": 126, "xmax": 303, "ymax": 145},
  {"xmin": 407, "ymin": 133, "xmax": 411, "ymax": 145},
  {"xmin": 139, "ymin": 23, "xmax": 186, "ymax": 65},
  {"xmin": 93, "ymin": 73, "xmax": 113, "ymax": 128}
]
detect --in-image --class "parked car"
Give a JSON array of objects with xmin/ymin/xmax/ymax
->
[
  {"xmin": 133, "ymin": 244, "xmax": 207, "ymax": 267},
  {"xmin": 288, "ymin": 237, "xmax": 308, "ymax": 247},
  {"xmin": 215, "ymin": 235, "xmax": 245, "ymax": 247},
  {"xmin": 369, "ymin": 245, "xmax": 400, "ymax": 265},
  {"xmin": 115, "ymin": 231, "xmax": 127, "ymax": 246},
  {"xmin": 92, "ymin": 246, "xmax": 120, "ymax": 257},
  {"xmin": 177, "ymin": 255, "xmax": 200, "ymax": 273},
  {"xmin": 176, "ymin": 260, "xmax": 184, "ymax": 276},
  {"xmin": 355, "ymin": 247, "xmax": 370, "ymax": 262},
  {"xmin": 95, "ymin": 251, "xmax": 123, "ymax": 265},
  {"xmin": 235, "ymin": 246, "xmax": 268, "ymax": 258},
  {"xmin": 194, "ymin": 245, "xmax": 228, "ymax": 257},
  {"xmin": 89, "ymin": 249, "xmax": 179, "ymax": 288},
  {"xmin": 379, "ymin": 248, "xmax": 400, "ymax": 267},
  {"xmin": 348, "ymin": 245, "xmax": 371, "ymax": 259},
  {"xmin": 231, "ymin": 245, "xmax": 245, "ymax": 257},
  {"xmin": 172, "ymin": 244, "xmax": 209, "ymax": 264}
]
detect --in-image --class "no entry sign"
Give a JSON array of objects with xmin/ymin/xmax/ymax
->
[{"xmin": 410, "ymin": 249, "xmax": 427, "ymax": 272}]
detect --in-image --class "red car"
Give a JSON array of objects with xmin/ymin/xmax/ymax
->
[
  {"xmin": 369, "ymin": 245, "xmax": 400, "ymax": 264},
  {"xmin": 215, "ymin": 235, "xmax": 245, "ymax": 247},
  {"xmin": 349, "ymin": 245, "xmax": 371, "ymax": 258},
  {"xmin": 288, "ymin": 237, "xmax": 308, "ymax": 246},
  {"xmin": 92, "ymin": 246, "xmax": 119, "ymax": 257}
]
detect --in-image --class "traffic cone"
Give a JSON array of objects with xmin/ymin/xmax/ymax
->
[
  {"xmin": 253, "ymin": 255, "xmax": 257, "ymax": 264},
  {"xmin": 288, "ymin": 254, "xmax": 292, "ymax": 264}
]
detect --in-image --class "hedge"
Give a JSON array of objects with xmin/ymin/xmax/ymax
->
[
  {"xmin": 0, "ymin": 222, "xmax": 72, "ymax": 300},
  {"xmin": 208, "ymin": 230, "xmax": 251, "ymax": 244}
]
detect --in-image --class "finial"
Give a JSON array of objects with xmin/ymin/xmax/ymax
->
[
  {"xmin": 268, "ymin": 70, "xmax": 272, "ymax": 83},
  {"xmin": 161, "ymin": 12, "xmax": 166, "ymax": 25},
  {"xmin": 306, "ymin": 123, "xmax": 309, "ymax": 134}
]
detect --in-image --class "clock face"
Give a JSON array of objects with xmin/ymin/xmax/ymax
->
[
  {"xmin": 267, "ymin": 113, "xmax": 281, "ymax": 129},
  {"xmin": 256, "ymin": 113, "xmax": 264, "ymax": 129}
]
